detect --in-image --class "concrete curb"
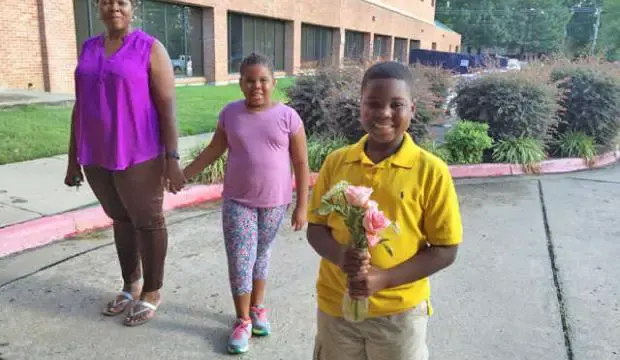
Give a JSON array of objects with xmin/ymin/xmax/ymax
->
[
  {"xmin": 1, "ymin": 152, "xmax": 618, "ymax": 258},
  {"xmin": 448, "ymin": 149, "xmax": 620, "ymax": 178}
]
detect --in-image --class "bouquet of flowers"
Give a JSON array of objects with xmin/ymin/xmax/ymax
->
[{"xmin": 315, "ymin": 180, "xmax": 399, "ymax": 322}]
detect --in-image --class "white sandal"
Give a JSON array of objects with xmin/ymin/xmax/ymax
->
[
  {"xmin": 102, "ymin": 291, "xmax": 134, "ymax": 316},
  {"xmin": 123, "ymin": 299, "xmax": 159, "ymax": 327}
]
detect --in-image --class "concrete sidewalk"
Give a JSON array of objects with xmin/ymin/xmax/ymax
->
[
  {"xmin": 0, "ymin": 165, "xmax": 619, "ymax": 359},
  {"xmin": 0, "ymin": 133, "xmax": 214, "ymax": 229},
  {"xmin": 0, "ymin": 89, "xmax": 74, "ymax": 108}
]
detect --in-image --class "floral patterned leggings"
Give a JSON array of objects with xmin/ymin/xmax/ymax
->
[{"xmin": 222, "ymin": 198, "xmax": 289, "ymax": 296}]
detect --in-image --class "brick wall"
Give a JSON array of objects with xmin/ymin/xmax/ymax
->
[
  {"xmin": 0, "ymin": 0, "xmax": 77, "ymax": 93},
  {"xmin": 40, "ymin": 0, "xmax": 78, "ymax": 94},
  {"xmin": 0, "ymin": 0, "xmax": 45, "ymax": 91},
  {"xmin": 0, "ymin": 0, "xmax": 460, "ymax": 93},
  {"xmin": 196, "ymin": 0, "xmax": 461, "ymax": 83}
]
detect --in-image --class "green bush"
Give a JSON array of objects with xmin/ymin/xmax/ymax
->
[
  {"xmin": 286, "ymin": 66, "xmax": 364, "ymax": 137},
  {"xmin": 492, "ymin": 137, "xmax": 546, "ymax": 169},
  {"xmin": 454, "ymin": 72, "xmax": 560, "ymax": 142},
  {"xmin": 551, "ymin": 66, "xmax": 620, "ymax": 149},
  {"xmin": 288, "ymin": 64, "xmax": 442, "ymax": 144},
  {"xmin": 443, "ymin": 121, "xmax": 493, "ymax": 165},
  {"xmin": 419, "ymin": 140, "xmax": 451, "ymax": 163},
  {"xmin": 322, "ymin": 78, "xmax": 365, "ymax": 143},
  {"xmin": 410, "ymin": 64, "xmax": 455, "ymax": 107},
  {"xmin": 552, "ymin": 131, "xmax": 596, "ymax": 160},
  {"xmin": 183, "ymin": 144, "xmax": 227, "ymax": 184},
  {"xmin": 307, "ymin": 135, "xmax": 350, "ymax": 172}
]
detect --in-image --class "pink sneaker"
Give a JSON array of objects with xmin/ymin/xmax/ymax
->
[
  {"xmin": 227, "ymin": 318, "xmax": 252, "ymax": 354},
  {"xmin": 250, "ymin": 305, "xmax": 271, "ymax": 336}
]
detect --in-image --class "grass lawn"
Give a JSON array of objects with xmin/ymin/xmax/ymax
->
[{"xmin": 0, "ymin": 77, "xmax": 294, "ymax": 165}]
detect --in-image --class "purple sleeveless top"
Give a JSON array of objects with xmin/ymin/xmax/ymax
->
[{"xmin": 74, "ymin": 30, "xmax": 163, "ymax": 171}]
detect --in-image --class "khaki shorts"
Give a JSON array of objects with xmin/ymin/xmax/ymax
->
[{"xmin": 313, "ymin": 301, "xmax": 429, "ymax": 360}]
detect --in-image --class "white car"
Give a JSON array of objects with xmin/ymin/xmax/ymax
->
[{"xmin": 507, "ymin": 59, "xmax": 521, "ymax": 71}]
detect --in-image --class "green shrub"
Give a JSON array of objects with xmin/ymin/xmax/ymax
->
[
  {"xmin": 307, "ymin": 135, "xmax": 350, "ymax": 172},
  {"xmin": 492, "ymin": 137, "xmax": 546, "ymax": 170},
  {"xmin": 287, "ymin": 66, "xmax": 364, "ymax": 137},
  {"xmin": 292, "ymin": 64, "xmax": 439, "ymax": 143},
  {"xmin": 551, "ymin": 66, "xmax": 620, "ymax": 149},
  {"xmin": 454, "ymin": 72, "xmax": 560, "ymax": 142},
  {"xmin": 410, "ymin": 64, "xmax": 455, "ymax": 107},
  {"xmin": 443, "ymin": 121, "xmax": 493, "ymax": 165},
  {"xmin": 552, "ymin": 131, "xmax": 596, "ymax": 160},
  {"xmin": 323, "ymin": 79, "xmax": 365, "ymax": 143},
  {"xmin": 183, "ymin": 144, "xmax": 227, "ymax": 184},
  {"xmin": 419, "ymin": 140, "xmax": 451, "ymax": 163}
]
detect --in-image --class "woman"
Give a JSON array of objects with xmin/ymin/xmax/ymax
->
[{"xmin": 64, "ymin": 0, "xmax": 185, "ymax": 327}]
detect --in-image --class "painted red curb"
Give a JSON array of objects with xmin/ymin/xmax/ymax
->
[
  {"xmin": 0, "ymin": 174, "xmax": 319, "ymax": 258},
  {"xmin": 0, "ymin": 151, "xmax": 617, "ymax": 258},
  {"xmin": 448, "ymin": 149, "xmax": 620, "ymax": 178}
]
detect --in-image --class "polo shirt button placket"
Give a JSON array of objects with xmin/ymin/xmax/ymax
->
[{"xmin": 372, "ymin": 167, "xmax": 382, "ymax": 188}]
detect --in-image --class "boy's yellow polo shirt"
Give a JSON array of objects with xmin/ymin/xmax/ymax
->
[{"xmin": 307, "ymin": 133, "xmax": 463, "ymax": 318}]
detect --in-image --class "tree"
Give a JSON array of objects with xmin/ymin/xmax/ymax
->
[
  {"xmin": 437, "ymin": 0, "xmax": 571, "ymax": 56},
  {"xmin": 504, "ymin": 0, "xmax": 571, "ymax": 55},
  {"xmin": 597, "ymin": 0, "xmax": 620, "ymax": 61},
  {"xmin": 436, "ymin": 0, "xmax": 512, "ymax": 53},
  {"xmin": 565, "ymin": 1, "xmax": 601, "ymax": 57}
]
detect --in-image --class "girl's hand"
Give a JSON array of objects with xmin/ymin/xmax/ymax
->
[{"xmin": 291, "ymin": 205, "xmax": 307, "ymax": 231}]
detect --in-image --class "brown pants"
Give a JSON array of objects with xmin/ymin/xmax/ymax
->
[{"xmin": 84, "ymin": 156, "xmax": 167, "ymax": 293}]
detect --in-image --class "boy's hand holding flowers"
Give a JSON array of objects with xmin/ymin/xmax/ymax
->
[
  {"xmin": 348, "ymin": 266, "xmax": 389, "ymax": 299},
  {"xmin": 314, "ymin": 180, "xmax": 399, "ymax": 322}
]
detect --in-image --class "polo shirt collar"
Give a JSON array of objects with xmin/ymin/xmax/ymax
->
[{"xmin": 344, "ymin": 133, "xmax": 419, "ymax": 168}]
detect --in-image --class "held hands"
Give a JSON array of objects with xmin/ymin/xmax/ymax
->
[
  {"xmin": 165, "ymin": 159, "xmax": 186, "ymax": 194},
  {"xmin": 291, "ymin": 204, "xmax": 307, "ymax": 231},
  {"xmin": 339, "ymin": 248, "xmax": 388, "ymax": 299}
]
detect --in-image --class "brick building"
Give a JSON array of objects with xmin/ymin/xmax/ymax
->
[{"xmin": 0, "ymin": 0, "xmax": 461, "ymax": 94}]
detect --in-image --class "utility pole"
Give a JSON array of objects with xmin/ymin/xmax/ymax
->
[{"xmin": 591, "ymin": 3, "xmax": 602, "ymax": 55}]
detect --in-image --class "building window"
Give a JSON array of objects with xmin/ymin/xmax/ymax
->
[
  {"xmin": 344, "ymin": 30, "xmax": 365, "ymax": 64},
  {"xmin": 228, "ymin": 12, "xmax": 286, "ymax": 74},
  {"xmin": 410, "ymin": 39, "xmax": 421, "ymax": 50},
  {"xmin": 432, "ymin": 42, "xmax": 437, "ymax": 50},
  {"xmin": 394, "ymin": 38, "xmax": 407, "ymax": 63},
  {"xmin": 455, "ymin": 45, "xmax": 460, "ymax": 53},
  {"xmin": 73, "ymin": 0, "xmax": 105, "ymax": 54},
  {"xmin": 373, "ymin": 34, "xmax": 390, "ymax": 60},
  {"xmin": 73, "ymin": 0, "xmax": 204, "ymax": 78},
  {"xmin": 301, "ymin": 24, "xmax": 334, "ymax": 68}
]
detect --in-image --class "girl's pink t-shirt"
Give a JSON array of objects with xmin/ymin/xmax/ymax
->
[{"xmin": 219, "ymin": 100, "xmax": 303, "ymax": 208}]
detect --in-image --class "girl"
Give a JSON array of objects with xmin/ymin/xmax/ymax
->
[{"xmin": 183, "ymin": 52, "xmax": 310, "ymax": 354}]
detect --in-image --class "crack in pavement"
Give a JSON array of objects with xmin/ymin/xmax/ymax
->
[
  {"xmin": 0, "ymin": 201, "xmax": 45, "ymax": 216},
  {"xmin": 0, "ymin": 207, "xmax": 219, "ymax": 290},
  {"xmin": 538, "ymin": 180, "xmax": 574, "ymax": 360},
  {"xmin": 568, "ymin": 177, "xmax": 620, "ymax": 185}
]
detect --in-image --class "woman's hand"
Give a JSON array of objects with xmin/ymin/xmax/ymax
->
[
  {"xmin": 64, "ymin": 162, "xmax": 84, "ymax": 188},
  {"xmin": 165, "ymin": 159, "xmax": 186, "ymax": 194}
]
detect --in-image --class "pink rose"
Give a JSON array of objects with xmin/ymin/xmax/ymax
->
[
  {"xmin": 366, "ymin": 232, "xmax": 381, "ymax": 248},
  {"xmin": 365, "ymin": 200, "xmax": 378, "ymax": 210},
  {"xmin": 363, "ymin": 207, "xmax": 391, "ymax": 235},
  {"xmin": 344, "ymin": 186, "xmax": 373, "ymax": 207}
]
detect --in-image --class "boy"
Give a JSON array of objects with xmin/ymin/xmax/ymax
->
[{"xmin": 306, "ymin": 61, "xmax": 463, "ymax": 360}]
